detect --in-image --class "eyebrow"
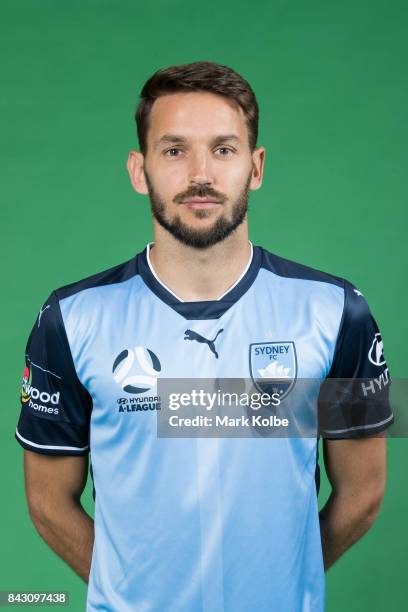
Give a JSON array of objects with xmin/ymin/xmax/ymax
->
[{"xmin": 153, "ymin": 134, "xmax": 241, "ymax": 150}]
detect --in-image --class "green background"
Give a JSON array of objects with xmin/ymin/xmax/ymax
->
[{"xmin": 1, "ymin": 0, "xmax": 406, "ymax": 610}]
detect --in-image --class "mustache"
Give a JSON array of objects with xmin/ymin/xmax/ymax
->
[{"xmin": 174, "ymin": 187, "xmax": 227, "ymax": 204}]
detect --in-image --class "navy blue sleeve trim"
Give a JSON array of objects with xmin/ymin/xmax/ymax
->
[
  {"xmin": 16, "ymin": 292, "xmax": 92, "ymax": 453},
  {"xmin": 15, "ymin": 417, "xmax": 89, "ymax": 455},
  {"xmin": 318, "ymin": 280, "xmax": 393, "ymax": 439}
]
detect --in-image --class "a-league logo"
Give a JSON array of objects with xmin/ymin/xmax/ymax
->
[{"xmin": 112, "ymin": 347, "xmax": 161, "ymax": 395}]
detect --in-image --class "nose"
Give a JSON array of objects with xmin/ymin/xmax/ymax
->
[{"xmin": 188, "ymin": 149, "xmax": 214, "ymax": 185}]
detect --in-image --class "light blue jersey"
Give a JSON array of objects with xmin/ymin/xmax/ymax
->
[{"xmin": 16, "ymin": 242, "xmax": 393, "ymax": 611}]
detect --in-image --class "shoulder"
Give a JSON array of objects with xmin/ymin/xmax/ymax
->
[
  {"xmin": 35, "ymin": 255, "xmax": 142, "ymax": 349},
  {"xmin": 54, "ymin": 255, "xmax": 138, "ymax": 300},
  {"xmin": 259, "ymin": 245, "xmax": 346, "ymax": 288},
  {"xmin": 53, "ymin": 255, "xmax": 139, "ymax": 303},
  {"xmin": 257, "ymin": 245, "xmax": 370, "ymax": 319},
  {"xmin": 37, "ymin": 255, "xmax": 142, "ymax": 336}
]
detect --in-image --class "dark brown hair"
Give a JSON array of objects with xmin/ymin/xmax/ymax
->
[{"xmin": 135, "ymin": 61, "xmax": 259, "ymax": 155}]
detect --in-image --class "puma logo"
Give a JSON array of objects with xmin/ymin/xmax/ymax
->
[{"xmin": 184, "ymin": 328, "xmax": 224, "ymax": 359}]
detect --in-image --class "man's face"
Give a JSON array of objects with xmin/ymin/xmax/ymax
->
[{"xmin": 129, "ymin": 91, "xmax": 264, "ymax": 249}]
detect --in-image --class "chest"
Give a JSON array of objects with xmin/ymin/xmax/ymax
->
[{"xmin": 72, "ymin": 286, "xmax": 339, "ymax": 409}]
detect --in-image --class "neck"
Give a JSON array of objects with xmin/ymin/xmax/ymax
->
[{"xmin": 148, "ymin": 224, "xmax": 252, "ymax": 302}]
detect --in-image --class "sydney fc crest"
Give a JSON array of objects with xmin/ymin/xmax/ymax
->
[{"xmin": 249, "ymin": 341, "xmax": 297, "ymax": 400}]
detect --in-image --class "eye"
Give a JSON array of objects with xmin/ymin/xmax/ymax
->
[
  {"xmin": 164, "ymin": 148, "xmax": 182, "ymax": 157},
  {"xmin": 216, "ymin": 147, "xmax": 235, "ymax": 156}
]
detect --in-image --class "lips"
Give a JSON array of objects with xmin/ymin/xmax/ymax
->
[{"xmin": 182, "ymin": 201, "xmax": 221, "ymax": 209}]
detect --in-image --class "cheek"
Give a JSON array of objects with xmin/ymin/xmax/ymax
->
[
  {"xmin": 154, "ymin": 164, "xmax": 187, "ymax": 195},
  {"xmin": 222, "ymin": 162, "xmax": 252, "ymax": 189}
]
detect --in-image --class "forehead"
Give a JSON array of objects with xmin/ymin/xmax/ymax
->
[{"xmin": 148, "ymin": 92, "xmax": 247, "ymax": 143}]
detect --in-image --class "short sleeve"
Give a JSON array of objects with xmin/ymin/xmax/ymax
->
[
  {"xmin": 318, "ymin": 280, "xmax": 394, "ymax": 438},
  {"xmin": 15, "ymin": 291, "xmax": 92, "ymax": 455}
]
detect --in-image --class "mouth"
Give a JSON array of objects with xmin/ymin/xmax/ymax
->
[{"xmin": 180, "ymin": 198, "xmax": 222, "ymax": 210}]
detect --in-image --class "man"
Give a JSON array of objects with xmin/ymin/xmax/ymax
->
[{"xmin": 16, "ymin": 61, "xmax": 393, "ymax": 611}]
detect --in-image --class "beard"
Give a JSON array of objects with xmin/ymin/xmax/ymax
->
[{"xmin": 144, "ymin": 169, "xmax": 252, "ymax": 250}]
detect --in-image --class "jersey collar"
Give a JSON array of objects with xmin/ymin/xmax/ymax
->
[{"xmin": 137, "ymin": 241, "xmax": 263, "ymax": 320}]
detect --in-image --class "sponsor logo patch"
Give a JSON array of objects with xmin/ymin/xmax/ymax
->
[
  {"xmin": 368, "ymin": 333, "xmax": 385, "ymax": 367},
  {"xmin": 21, "ymin": 364, "xmax": 60, "ymax": 415}
]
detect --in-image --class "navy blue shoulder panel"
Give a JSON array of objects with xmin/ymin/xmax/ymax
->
[
  {"xmin": 55, "ymin": 255, "xmax": 139, "ymax": 300},
  {"xmin": 55, "ymin": 247, "xmax": 344, "ymax": 303},
  {"xmin": 260, "ymin": 247, "xmax": 345, "ymax": 288}
]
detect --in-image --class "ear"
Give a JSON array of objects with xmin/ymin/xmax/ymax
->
[
  {"xmin": 127, "ymin": 150, "xmax": 149, "ymax": 195},
  {"xmin": 249, "ymin": 146, "xmax": 266, "ymax": 191}
]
